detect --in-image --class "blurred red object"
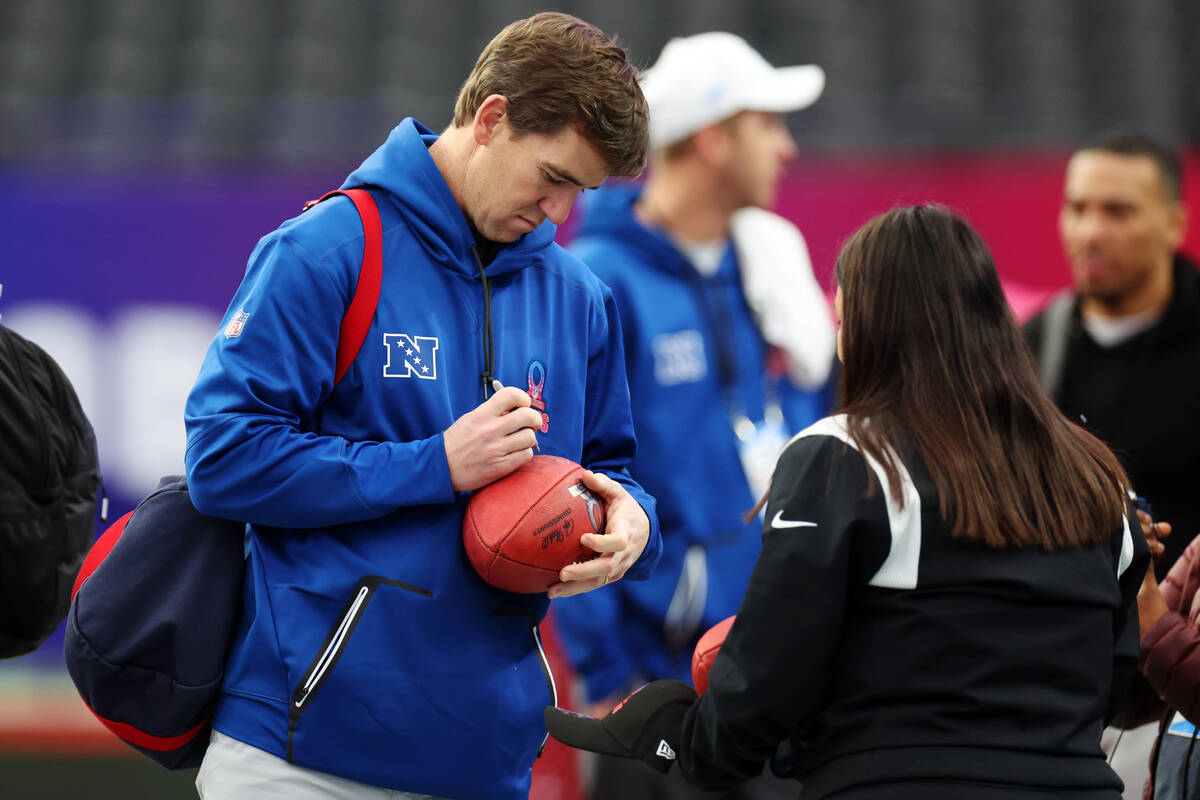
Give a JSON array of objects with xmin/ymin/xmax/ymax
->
[
  {"xmin": 530, "ymin": 608, "xmax": 585, "ymax": 800},
  {"xmin": 691, "ymin": 616, "xmax": 736, "ymax": 696}
]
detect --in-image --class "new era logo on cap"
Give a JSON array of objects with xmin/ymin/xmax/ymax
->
[{"xmin": 656, "ymin": 739, "xmax": 676, "ymax": 760}]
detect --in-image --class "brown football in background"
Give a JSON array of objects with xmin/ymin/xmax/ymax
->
[{"xmin": 691, "ymin": 615, "xmax": 735, "ymax": 695}]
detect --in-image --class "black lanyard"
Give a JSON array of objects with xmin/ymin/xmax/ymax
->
[{"xmin": 680, "ymin": 256, "xmax": 739, "ymax": 397}]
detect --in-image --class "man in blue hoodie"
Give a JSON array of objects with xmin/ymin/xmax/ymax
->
[
  {"xmin": 555, "ymin": 33, "xmax": 836, "ymax": 799},
  {"xmin": 184, "ymin": 13, "xmax": 660, "ymax": 800}
]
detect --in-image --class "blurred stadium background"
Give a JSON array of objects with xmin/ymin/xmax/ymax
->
[{"xmin": 1, "ymin": 1, "xmax": 1198, "ymax": 797}]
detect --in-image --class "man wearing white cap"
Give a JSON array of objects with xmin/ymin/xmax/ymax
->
[{"xmin": 554, "ymin": 32, "xmax": 835, "ymax": 799}]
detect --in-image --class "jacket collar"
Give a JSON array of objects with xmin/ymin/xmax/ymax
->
[{"xmin": 340, "ymin": 118, "xmax": 557, "ymax": 279}]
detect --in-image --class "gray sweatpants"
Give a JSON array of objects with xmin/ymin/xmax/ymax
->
[{"xmin": 196, "ymin": 730, "xmax": 448, "ymax": 800}]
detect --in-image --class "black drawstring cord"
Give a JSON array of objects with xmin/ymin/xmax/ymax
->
[{"xmin": 472, "ymin": 246, "xmax": 495, "ymax": 398}]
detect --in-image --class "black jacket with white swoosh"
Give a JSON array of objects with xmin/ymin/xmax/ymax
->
[{"xmin": 677, "ymin": 414, "xmax": 1147, "ymax": 797}]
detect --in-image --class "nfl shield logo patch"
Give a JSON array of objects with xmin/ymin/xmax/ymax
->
[{"xmin": 224, "ymin": 309, "xmax": 250, "ymax": 339}]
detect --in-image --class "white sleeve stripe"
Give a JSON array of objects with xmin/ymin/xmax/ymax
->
[
  {"xmin": 787, "ymin": 415, "xmax": 922, "ymax": 590},
  {"xmin": 1117, "ymin": 515, "xmax": 1134, "ymax": 579}
]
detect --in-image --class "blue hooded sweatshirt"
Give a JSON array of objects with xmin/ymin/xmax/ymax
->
[
  {"xmin": 184, "ymin": 119, "xmax": 661, "ymax": 799},
  {"xmin": 555, "ymin": 184, "xmax": 829, "ymax": 701}
]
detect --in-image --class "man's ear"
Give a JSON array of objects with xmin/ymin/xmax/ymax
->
[
  {"xmin": 1167, "ymin": 200, "xmax": 1188, "ymax": 252},
  {"xmin": 473, "ymin": 94, "xmax": 510, "ymax": 146},
  {"xmin": 690, "ymin": 121, "xmax": 734, "ymax": 169}
]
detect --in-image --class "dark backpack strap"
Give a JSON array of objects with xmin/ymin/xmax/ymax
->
[
  {"xmin": 303, "ymin": 189, "xmax": 383, "ymax": 387},
  {"xmin": 1037, "ymin": 290, "xmax": 1075, "ymax": 401}
]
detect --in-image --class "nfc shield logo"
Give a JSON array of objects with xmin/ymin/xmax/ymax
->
[{"xmin": 383, "ymin": 334, "xmax": 439, "ymax": 380}]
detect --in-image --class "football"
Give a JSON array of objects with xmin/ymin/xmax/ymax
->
[
  {"xmin": 462, "ymin": 455, "xmax": 606, "ymax": 594},
  {"xmin": 691, "ymin": 615, "xmax": 735, "ymax": 695}
]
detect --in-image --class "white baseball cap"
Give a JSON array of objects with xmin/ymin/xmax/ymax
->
[{"xmin": 641, "ymin": 32, "xmax": 825, "ymax": 150}]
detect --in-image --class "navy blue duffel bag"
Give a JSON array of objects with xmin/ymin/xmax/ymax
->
[{"xmin": 64, "ymin": 475, "xmax": 244, "ymax": 769}]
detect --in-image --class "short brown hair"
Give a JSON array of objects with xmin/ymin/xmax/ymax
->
[{"xmin": 453, "ymin": 12, "xmax": 648, "ymax": 178}]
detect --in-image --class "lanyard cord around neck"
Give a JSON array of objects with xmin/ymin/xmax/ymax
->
[{"xmin": 680, "ymin": 258, "xmax": 738, "ymax": 397}]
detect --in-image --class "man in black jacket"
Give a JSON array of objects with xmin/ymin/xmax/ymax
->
[
  {"xmin": 1024, "ymin": 132, "xmax": 1200, "ymax": 800},
  {"xmin": 1025, "ymin": 133, "xmax": 1199, "ymax": 575}
]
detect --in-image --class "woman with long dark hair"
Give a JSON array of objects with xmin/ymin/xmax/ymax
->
[{"xmin": 548, "ymin": 205, "xmax": 1149, "ymax": 799}]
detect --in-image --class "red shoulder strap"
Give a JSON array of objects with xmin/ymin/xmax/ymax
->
[{"xmin": 304, "ymin": 188, "xmax": 382, "ymax": 387}]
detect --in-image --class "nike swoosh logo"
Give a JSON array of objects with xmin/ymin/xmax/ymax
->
[{"xmin": 771, "ymin": 511, "xmax": 818, "ymax": 529}]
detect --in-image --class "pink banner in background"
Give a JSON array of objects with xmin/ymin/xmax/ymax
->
[{"xmin": 774, "ymin": 151, "xmax": 1200, "ymax": 321}]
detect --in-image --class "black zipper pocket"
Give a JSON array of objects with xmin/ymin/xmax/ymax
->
[
  {"xmin": 531, "ymin": 622, "xmax": 557, "ymax": 758},
  {"xmin": 292, "ymin": 584, "xmax": 369, "ymax": 713},
  {"xmin": 495, "ymin": 608, "xmax": 558, "ymax": 758},
  {"xmin": 287, "ymin": 575, "xmax": 432, "ymax": 762}
]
